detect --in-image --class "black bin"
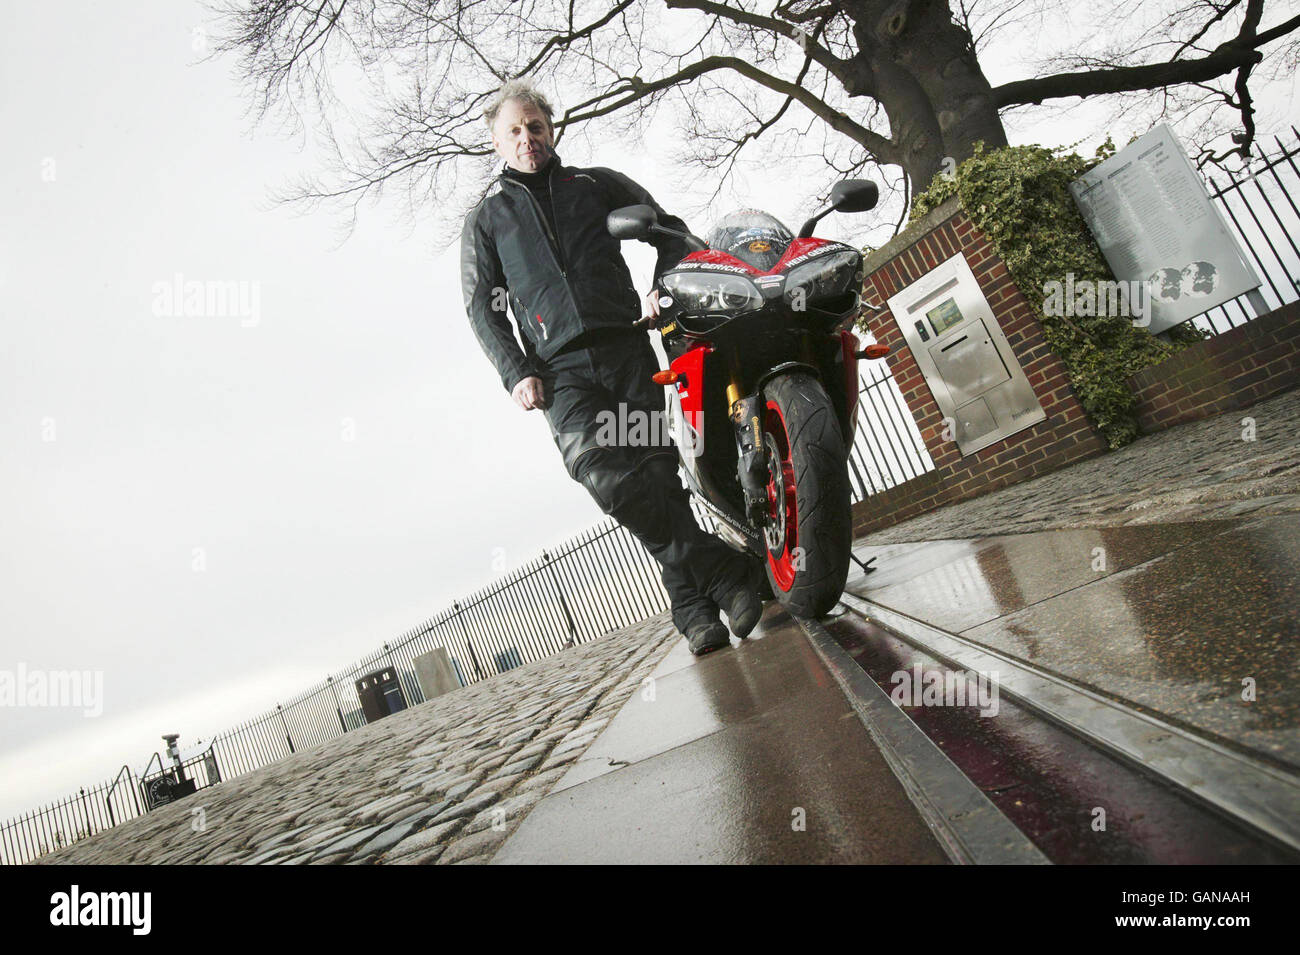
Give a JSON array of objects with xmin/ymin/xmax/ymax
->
[{"xmin": 356, "ymin": 668, "xmax": 408, "ymax": 724}]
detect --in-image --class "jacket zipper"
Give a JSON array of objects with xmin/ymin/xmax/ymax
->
[
  {"xmin": 514, "ymin": 293, "xmax": 547, "ymax": 341},
  {"xmin": 500, "ymin": 173, "xmax": 582, "ymax": 338},
  {"xmin": 547, "ymin": 164, "xmax": 565, "ymax": 273},
  {"xmin": 502, "ymin": 176, "xmax": 566, "ymax": 279}
]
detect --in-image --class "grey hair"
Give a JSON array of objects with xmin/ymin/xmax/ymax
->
[{"xmin": 483, "ymin": 79, "xmax": 556, "ymax": 129}]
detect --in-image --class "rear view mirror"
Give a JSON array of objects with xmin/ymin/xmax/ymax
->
[
  {"xmin": 799, "ymin": 179, "xmax": 880, "ymax": 236},
  {"xmin": 831, "ymin": 180, "xmax": 879, "ymax": 213},
  {"xmin": 607, "ymin": 204, "xmax": 658, "ymax": 240}
]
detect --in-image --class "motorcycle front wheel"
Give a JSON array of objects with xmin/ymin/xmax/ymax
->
[{"xmin": 761, "ymin": 372, "xmax": 852, "ymax": 618}]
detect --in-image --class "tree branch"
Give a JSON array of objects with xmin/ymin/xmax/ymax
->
[
  {"xmin": 516, "ymin": 0, "xmax": 639, "ymax": 77},
  {"xmin": 1172, "ymin": 0, "xmax": 1244, "ymax": 60},
  {"xmin": 662, "ymin": 0, "xmax": 856, "ymax": 85},
  {"xmin": 994, "ymin": 0, "xmax": 1298, "ymax": 107},
  {"xmin": 562, "ymin": 53, "xmax": 899, "ymax": 164},
  {"xmin": 993, "ymin": 42, "xmax": 1263, "ymax": 106}
]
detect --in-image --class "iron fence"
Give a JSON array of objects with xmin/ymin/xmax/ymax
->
[
  {"xmin": 1, "ymin": 777, "xmax": 123, "ymax": 865},
  {"xmin": 846, "ymin": 357, "xmax": 936, "ymax": 499},
  {"xmin": 203, "ymin": 516, "xmax": 673, "ymax": 788},
  {"xmin": 0, "ymin": 744, "xmax": 226, "ymax": 866},
  {"xmin": 1188, "ymin": 126, "xmax": 1300, "ymax": 336}
]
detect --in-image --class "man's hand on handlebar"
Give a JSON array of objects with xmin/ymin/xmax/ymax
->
[
  {"xmin": 512, "ymin": 376, "xmax": 547, "ymax": 411},
  {"xmin": 641, "ymin": 288, "xmax": 662, "ymax": 329}
]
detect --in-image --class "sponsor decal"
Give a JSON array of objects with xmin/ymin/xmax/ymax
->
[
  {"xmin": 671, "ymin": 262, "xmax": 753, "ymax": 274},
  {"xmin": 781, "ymin": 243, "xmax": 851, "ymax": 269}
]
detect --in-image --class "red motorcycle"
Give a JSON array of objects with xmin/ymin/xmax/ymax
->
[{"xmin": 609, "ymin": 181, "xmax": 887, "ymax": 617}]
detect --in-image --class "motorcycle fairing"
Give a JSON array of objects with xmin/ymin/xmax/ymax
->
[{"xmin": 673, "ymin": 236, "xmax": 848, "ymax": 278}]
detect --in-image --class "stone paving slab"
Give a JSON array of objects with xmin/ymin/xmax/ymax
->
[
  {"xmin": 34, "ymin": 615, "xmax": 679, "ymax": 865},
  {"xmin": 859, "ymin": 388, "xmax": 1300, "ymax": 546},
  {"xmin": 491, "ymin": 607, "xmax": 950, "ymax": 864}
]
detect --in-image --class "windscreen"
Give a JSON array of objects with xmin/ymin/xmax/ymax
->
[{"xmin": 706, "ymin": 210, "xmax": 794, "ymax": 271}]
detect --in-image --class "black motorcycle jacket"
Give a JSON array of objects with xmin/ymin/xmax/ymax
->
[{"xmin": 460, "ymin": 152, "xmax": 692, "ymax": 392}]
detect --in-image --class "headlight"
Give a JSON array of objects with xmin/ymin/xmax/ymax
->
[
  {"xmin": 662, "ymin": 272, "xmax": 763, "ymax": 314},
  {"xmin": 783, "ymin": 250, "xmax": 861, "ymax": 312}
]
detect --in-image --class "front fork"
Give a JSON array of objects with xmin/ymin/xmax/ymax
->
[
  {"xmin": 728, "ymin": 333, "xmax": 835, "ymax": 529},
  {"xmin": 730, "ymin": 386, "xmax": 770, "ymax": 525}
]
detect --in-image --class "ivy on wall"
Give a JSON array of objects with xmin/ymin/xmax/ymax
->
[{"xmin": 899, "ymin": 140, "xmax": 1205, "ymax": 449}]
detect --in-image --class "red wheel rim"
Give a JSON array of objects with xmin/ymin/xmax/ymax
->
[{"xmin": 764, "ymin": 400, "xmax": 798, "ymax": 592}]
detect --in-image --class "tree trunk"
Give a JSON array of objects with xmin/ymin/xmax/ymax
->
[{"xmin": 849, "ymin": 0, "xmax": 1008, "ymax": 191}]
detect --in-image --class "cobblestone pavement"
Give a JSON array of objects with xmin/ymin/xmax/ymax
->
[
  {"xmin": 36, "ymin": 616, "xmax": 679, "ymax": 865},
  {"xmin": 861, "ymin": 388, "xmax": 1300, "ymax": 546}
]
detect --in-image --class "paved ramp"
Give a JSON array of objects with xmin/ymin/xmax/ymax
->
[{"xmin": 493, "ymin": 604, "xmax": 952, "ymax": 864}]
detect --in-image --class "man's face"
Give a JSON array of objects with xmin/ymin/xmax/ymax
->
[{"xmin": 491, "ymin": 98, "xmax": 555, "ymax": 173}]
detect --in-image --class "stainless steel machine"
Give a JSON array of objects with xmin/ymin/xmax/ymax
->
[{"xmin": 886, "ymin": 252, "xmax": 1045, "ymax": 455}]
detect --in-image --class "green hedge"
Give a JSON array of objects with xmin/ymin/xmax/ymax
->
[{"xmin": 895, "ymin": 140, "xmax": 1204, "ymax": 449}]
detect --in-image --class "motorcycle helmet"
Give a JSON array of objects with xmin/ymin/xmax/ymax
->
[{"xmin": 706, "ymin": 210, "xmax": 795, "ymax": 271}]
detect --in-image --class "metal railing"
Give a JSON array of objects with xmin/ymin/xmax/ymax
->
[
  {"xmin": 1190, "ymin": 126, "xmax": 1300, "ymax": 335},
  {"xmin": 203, "ymin": 516, "xmax": 673, "ymax": 788},
  {"xmin": 846, "ymin": 357, "xmax": 936, "ymax": 499},
  {"xmin": 2, "ymin": 775, "xmax": 131, "ymax": 865}
]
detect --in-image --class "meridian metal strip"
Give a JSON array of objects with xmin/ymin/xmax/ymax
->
[
  {"xmin": 838, "ymin": 591, "xmax": 1300, "ymax": 855},
  {"xmin": 795, "ymin": 613, "xmax": 1051, "ymax": 865}
]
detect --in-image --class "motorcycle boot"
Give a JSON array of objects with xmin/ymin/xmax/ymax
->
[
  {"xmin": 684, "ymin": 619, "xmax": 731, "ymax": 656},
  {"xmin": 636, "ymin": 450, "xmax": 765, "ymax": 633},
  {"xmin": 721, "ymin": 578, "xmax": 763, "ymax": 639}
]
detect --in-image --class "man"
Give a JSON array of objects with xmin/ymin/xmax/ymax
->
[{"xmin": 460, "ymin": 79, "xmax": 762, "ymax": 656}]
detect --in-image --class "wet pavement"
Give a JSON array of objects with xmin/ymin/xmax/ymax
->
[
  {"xmin": 847, "ymin": 515, "xmax": 1300, "ymax": 770},
  {"xmin": 40, "ymin": 513, "xmax": 1297, "ymax": 865},
  {"xmin": 491, "ymin": 399, "xmax": 1300, "ymax": 863},
  {"xmin": 36, "ymin": 397, "xmax": 1299, "ymax": 865},
  {"xmin": 492, "ymin": 604, "xmax": 950, "ymax": 864}
]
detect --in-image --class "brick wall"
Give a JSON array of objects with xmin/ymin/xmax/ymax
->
[
  {"xmin": 1127, "ymin": 300, "xmax": 1300, "ymax": 434},
  {"xmin": 852, "ymin": 200, "xmax": 1107, "ymax": 535}
]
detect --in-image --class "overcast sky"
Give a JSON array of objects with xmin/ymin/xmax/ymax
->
[{"xmin": 2, "ymin": 0, "xmax": 1295, "ymax": 825}]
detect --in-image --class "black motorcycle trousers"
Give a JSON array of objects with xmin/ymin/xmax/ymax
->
[{"xmin": 539, "ymin": 331, "xmax": 755, "ymax": 635}]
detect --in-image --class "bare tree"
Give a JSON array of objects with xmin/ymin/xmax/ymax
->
[{"xmin": 207, "ymin": 0, "xmax": 1300, "ymax": 238}]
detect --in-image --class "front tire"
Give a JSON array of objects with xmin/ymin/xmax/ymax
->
[{"xmin": 762, "ymin": 372, "xmax": 852, "ymax": 617}]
